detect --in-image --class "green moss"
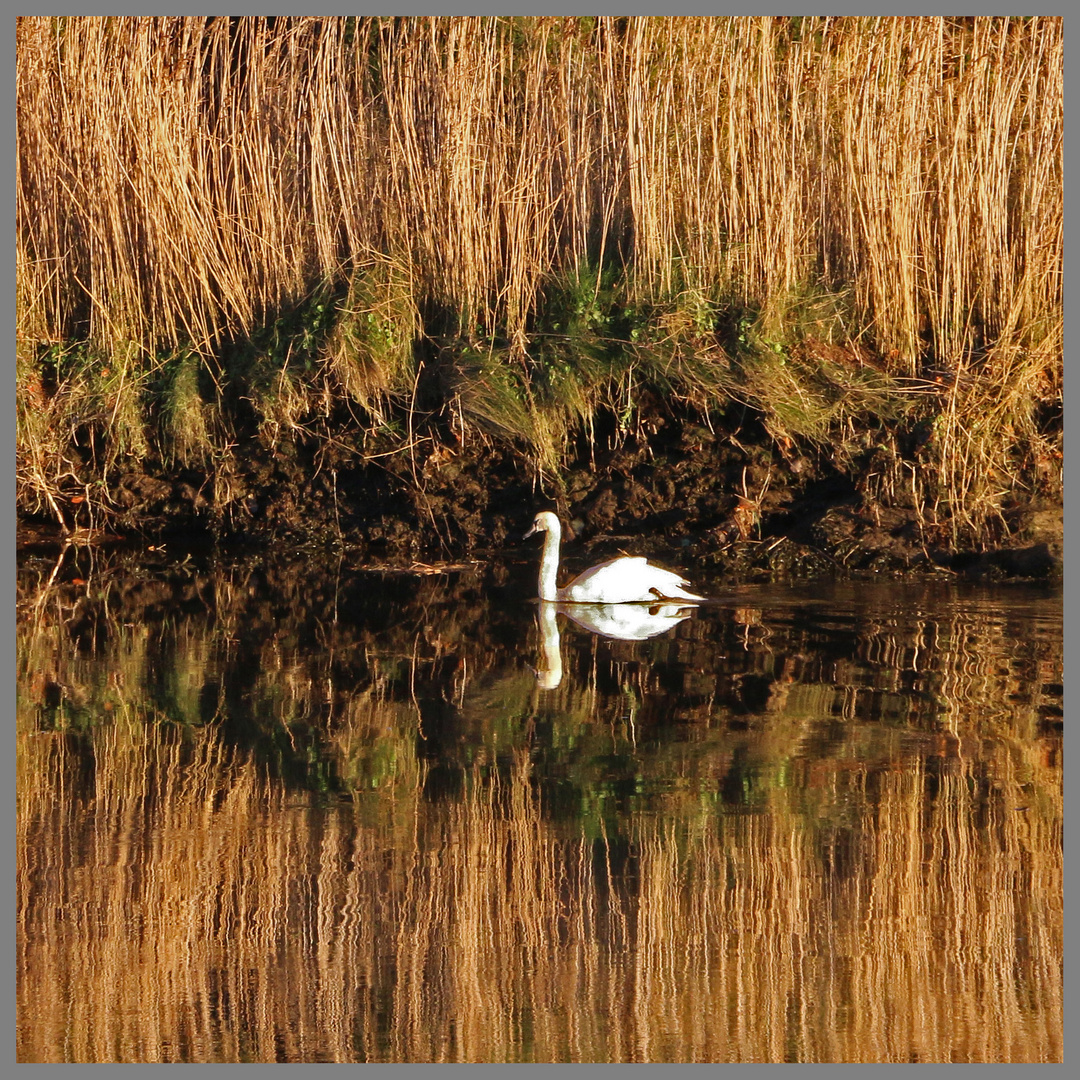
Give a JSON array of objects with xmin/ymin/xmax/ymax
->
[
  {"xmin": 159, "ymin": 350, "xmax": 212, "ymax": 467},
  {"xmin": 324, "ymin": 264, "xmax": 421, "ymax": 419}
]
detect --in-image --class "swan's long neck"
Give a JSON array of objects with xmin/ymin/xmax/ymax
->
[{"xmin": 537, "ymin": 521, "xmax": 561, "ymax": 601}]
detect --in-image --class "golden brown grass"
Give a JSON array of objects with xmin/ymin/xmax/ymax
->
[
  {"xmin": 17, "ymin": 17, "xmax": 1062, "ymax": 362},
  {"xmin": 16, "ymin": 16, "xmax": 1062, "ymax": 540}
]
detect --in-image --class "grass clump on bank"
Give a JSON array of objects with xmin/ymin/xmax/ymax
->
[{"xmin": 16, "ymin": 16, "xmax": 1061, "ymax": 547}]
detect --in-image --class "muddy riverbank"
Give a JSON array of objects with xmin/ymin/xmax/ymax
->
[{"xmin": 17, "ymin": 400, "xmax": 1062, "ymax": 585}]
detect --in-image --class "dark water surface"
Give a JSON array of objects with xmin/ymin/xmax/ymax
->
[{"xmin": 16, "ymin": 550, "xmax": 1063, "ymax": 1062}]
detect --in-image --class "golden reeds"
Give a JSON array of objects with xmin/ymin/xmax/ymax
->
[{"xmin": 16, "ymin": 16, "xmax": 1062, "ymax": 539}]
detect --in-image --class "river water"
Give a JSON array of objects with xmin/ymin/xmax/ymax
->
[{"xmin": 16, "ymin": 548, "xmax": 1062, "ymax": 1062}]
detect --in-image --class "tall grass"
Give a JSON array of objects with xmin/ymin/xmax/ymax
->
[{"xmin": 16, "ymin": 16, "xmax": 1062, "ymax": 539}]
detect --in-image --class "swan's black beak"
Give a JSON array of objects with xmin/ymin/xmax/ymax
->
[{"xmin": 523, "ymin": 522, "xmax": 539, "ymax": 540}]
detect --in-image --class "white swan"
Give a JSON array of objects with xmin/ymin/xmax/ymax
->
[{"xmin": 524, "ymin": 510, "xmax": 705, "ymax": 604}]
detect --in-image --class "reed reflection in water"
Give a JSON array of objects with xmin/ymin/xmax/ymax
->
[{"xmin": 16, "ymin": 555, "xmax": 1062, "ymax": 1062}]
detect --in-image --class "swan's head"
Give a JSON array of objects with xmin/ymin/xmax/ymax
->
[{"xmin": 524, "ymin": 510, "xmax": 561, "ymax": 540}]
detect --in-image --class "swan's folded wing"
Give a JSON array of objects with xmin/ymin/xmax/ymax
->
[
  {"xmin": 645, "ymin": 567, "xmax": 705, "ymax": 602},
  {"xmin": 561, "ymin": 557, "xmax": 653, "ymax": 603},
  {"xmin": 560, "ymin": 552, "xmax": 704, "ymax": 603}
]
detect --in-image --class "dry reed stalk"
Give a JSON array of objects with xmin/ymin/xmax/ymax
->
[
  {"xmin": 17, "ymin": 16, "xmax": 1062, "ymax": 363},
  {"xmin": 16, "ymin": 17, "xmax": 1062, "ymax": 538}
]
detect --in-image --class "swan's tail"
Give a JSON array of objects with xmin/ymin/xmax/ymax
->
[{"xmin": 650, "ymin": 582, "xmax": 705, "ymax": 603}]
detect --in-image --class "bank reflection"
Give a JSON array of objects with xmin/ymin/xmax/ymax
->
[{"xmin": 16, "ymin": 553, "xmax": 1063, "ymax": 1062}]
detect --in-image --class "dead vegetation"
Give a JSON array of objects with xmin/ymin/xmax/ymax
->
[{"xmin": 16, "ymin": 16, "xmax": 1062, "ymax": 547}]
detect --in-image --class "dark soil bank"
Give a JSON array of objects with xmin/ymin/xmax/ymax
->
[{"xmin": 17, "ymin": 401, "xmax": 1062, "ymax": 585}]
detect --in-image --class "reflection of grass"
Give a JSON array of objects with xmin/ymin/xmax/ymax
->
[
  {"xmin": 18, "ymin": 712, "xmax": 1062, "ymax": 1062},
  {"xmin": 328, "ymin": 689, "xmax": 426, "ymax": 797},
  {"xmin": 17, "ymin": 561, "xmax": 1062, "ymax": 1060},
  {"xmin": 17, "ymin": 558, "xmax": 1062, "ymax": 812}
]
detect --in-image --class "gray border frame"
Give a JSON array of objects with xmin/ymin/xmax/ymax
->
[{"xmin": 10, "ymin": 2, "xmax": 1070, "ymax": 1076}]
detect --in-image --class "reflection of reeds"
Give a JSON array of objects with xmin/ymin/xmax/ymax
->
[
  {"xmin": 18, "ymin": 718, "xmax": 1061, "ymax": 1062},
  {"xmin": 16, "ymin": 562, "xmax": 1061, "ymax": 789},
  {"xmin": 17, "ymin": 570, "xmax": 1062, "ymax": 1062}
]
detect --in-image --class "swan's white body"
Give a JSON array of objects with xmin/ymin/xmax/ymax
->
[{"xmin": 524, "ymin": 511, "xmax": 704, "ymax": 604}]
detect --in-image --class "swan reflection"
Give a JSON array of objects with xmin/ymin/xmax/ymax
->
[
  {"xmin": 534, "ymin": 602, "xmax": 564, "ymax": 690},
  {"xmin": 533, "ymin": 599, "xmax": 696, "ymax": 689}
]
